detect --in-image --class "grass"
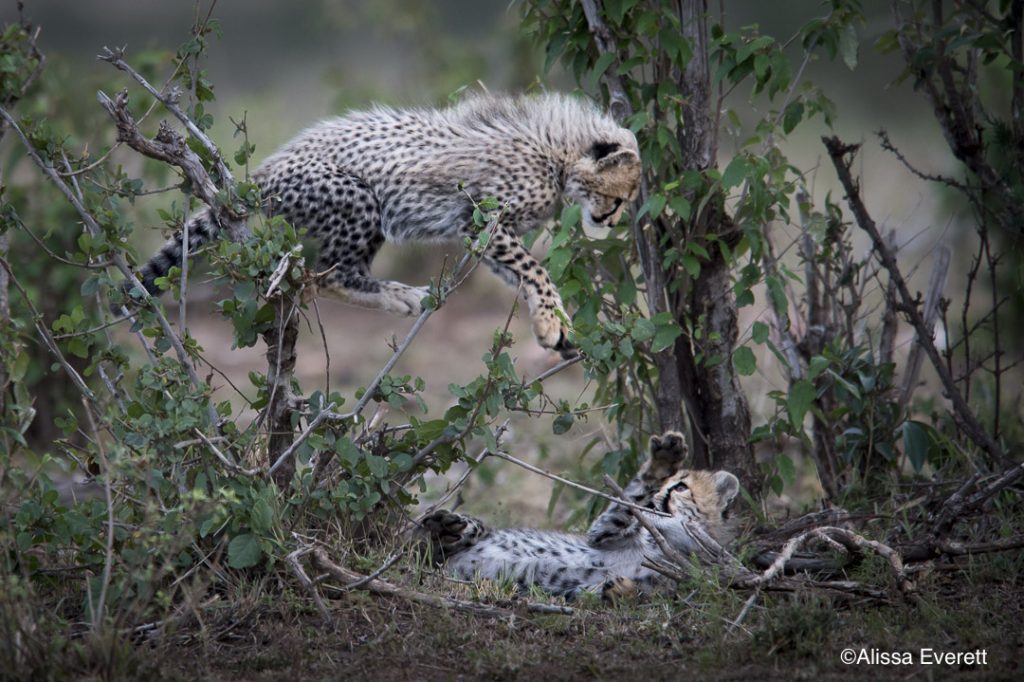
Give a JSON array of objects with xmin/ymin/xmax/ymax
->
[{"xmin": 7, "ymin": 543, "xmax": 1019, "ymax": 681}]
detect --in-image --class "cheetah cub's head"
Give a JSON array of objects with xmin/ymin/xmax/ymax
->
[
  {"xmin": 653, "ymin": 468, "xmax": 741, "ymax": 546},
  {"xmin": 566, "ymin": 133, "xmax": 641, "ymax": 228}
]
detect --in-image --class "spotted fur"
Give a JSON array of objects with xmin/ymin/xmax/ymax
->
[
  {"xmin": 421, "ymin": 432, "xmax": 740, "ymax": 600},
  {"xmin": 132, "ymin": 93, "xmax": 641, "ymax": 356}
]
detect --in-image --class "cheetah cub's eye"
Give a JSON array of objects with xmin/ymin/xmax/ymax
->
[{"xmin": 660, "ymin": 480, "xmax": 689, "ymax": 512}]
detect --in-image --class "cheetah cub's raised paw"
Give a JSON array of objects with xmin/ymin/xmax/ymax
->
[{"xmin": 645, "ymin": 431, "xmax": 689, "ymax": 482}]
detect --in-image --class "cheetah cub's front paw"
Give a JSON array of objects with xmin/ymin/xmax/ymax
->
[
  {"xmin": 646, "ymin": 431, "xmax": 688, "ymax": 480},
  {"xmin": 532, "ymin": 307, "xmax": 577, "ymax": 359}
]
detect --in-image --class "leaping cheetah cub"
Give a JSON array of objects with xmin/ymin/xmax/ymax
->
[
  {"xmin": 132, "ymin": 93, "xmax": 641, "ymax": 356},
  {"xmin": 421, "ymin": 432, "xmax": 740, "ymax": 600}
]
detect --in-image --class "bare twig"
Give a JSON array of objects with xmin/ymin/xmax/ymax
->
[
  {"xmin": 726, "ymin": 589, "xmax": 761, "ymax": 634},
  {"xmin": 899, "ymin": 243, "xmax": 950, "ymax": 407},
  {"xmin": 193, "ymin": 428, "xmax": 260, "ymax": 476},
  {"xmin": 526, "ymin": 354, "xmax": 582, "ymax": 384},
  {"xmin": 749, "ymin": 525, "xmax": 913, "ymax": 593},
  {"xmin": 578, "ymin": 0, "xmax": 631, "ymax": 122},
  {"xmin": 267, "ymin": 401, "xmax": 337, "ymax": 477},
  {"xmin": 337, "ymin": 552, "xmax": 403, "ymax": 592},
  {"xmin": 490, "ymin": 451, "xmax": 670, "ymax": 517},
  {"xmin": 601, "ymin": 474, "xmax": 690, "ymax": 567},
  {"xmin": 285, "ymin": 546, "xmax": 331, "ymax": 622},
  {"xmin": 823, "ymin": 136, "xmax": 1008, "ymax": 469},
  {"xmin": 0, "ymin": 106, "xmax": 219, "ymax": 428},
  {"xmin": 98, "ymin": 47, "xmax": 235, "ymax": 190},
  {"xmin": 81, "ymin": 398, "xmax": 115, "ymax": 630},
  {"xmin": 0, "ymin": 256, "xmax": 96, "ymax": 402}
]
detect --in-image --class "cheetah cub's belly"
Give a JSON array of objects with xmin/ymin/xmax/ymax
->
[
  {"xmin": 421, "ymin": 432, "xmax": 739, "ymax": 600},
  {"xmin": 129, "ymin": 93, "xmax": 641, "ymax": 358}
]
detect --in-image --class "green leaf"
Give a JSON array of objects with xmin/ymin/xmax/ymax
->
[
  {"xmin": 10, "ymin": 351, "xmax": 29, "ymax": 382},
  {"xmin": 751, "ymin": 321, "xmax": 769, "ymax": 344},
  {"xmin": 651, "ymin": 322, "xmax": 683, "ymax": 353},
  {"xmin": 839, "ymin": 23, "xmax": 859, "ymax": 70},
  {"xmin": 766, "ymin": 274, "xmax": 789, "ymax": 318},
  {"xmin": 807, "ymin": 355, "xmax": 830, "ymax": 380},
  {"xmin": 787, "ymin": 380, "xmax": 816, "ymax": 428},
  {"xmin": 227, "ymin": 533, "xmax": 262, "ymax": 569},
  {"xmin": 365, "ymin": 454, "xmax": 389, "ymax": 479},
  {"xmin": 776, "ymin": 453, "xmax": 796, "ymax": 486},
  {"xmin": 586, "ymin": 52, "xmax": 617, "ymax": 91},
  {"xmin": 335, "ymin": 438, "xmax": 361, "ymax": 467},
  {"xmin": 782, "ymin": 100, "xmax": 804, "ymax": 134},
  {"xmin": 681, "ymin": 254, "xmax": 700, "ymax": 278},
  {"xmin": 720, "ymin": 155, "xmax": 750, "ymax": 189},
  {"xmin": 249, "ymin": 492, "xmax": 274, "ymax": 533},
  {"xmin": 668, "ymin": 196, "xmax": 691, "ymax": 220},
  {"xmin": 901, "ymin": 420, "xmax": 930, "ymax": 472},
  {"xmin": 630, "ymin": 318, "xmax": 656, "ymax": 342},
  {"xmin": 732, "ymin": 346, "xmax": 756, "ymax": 376},
  {"xmin": 552, "ymin": 413, "xmax": 574, "ymax": 435}
]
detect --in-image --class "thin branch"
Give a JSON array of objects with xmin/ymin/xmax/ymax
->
[
  {"xmin": 81, "ymin": 398, "xmax": 115, "ymax": 631},
  {"xmin": 193, "ymin": 428, "xmax": 260, "ymax": 476},
  {"xmin": 823, "ymin": 136, "xmax": 1008, "ymax": 469},
  {"xmin": 490, "ymin": 451, "xmax": 670, "ymax": 517},
  {"xmin": 267, "ymin": 401, "xmax": 337, "ymax": 476},
  {"xmin": 337, "ymin": 552, "xmax": 403, "ymax": 592},
  {"xmin": 0, "ymin": 105, "xmax": 219, "ymax": 428},
  {"xmin": 898, "ymin": 243, "xmax": 950, "ymax": 407},
  {"xmin": 97, "ymin": 46, "xmax": 235, "ymax": 190},
  {"xmin": 0, "ymin": 256, "xmax": 95, "ymax": 402},
  {"xmin": 285, "ymin": 545, "xmax": 331, "ymax": 622},
  {"xmin": 601, "ymin": 474, "xmax": 690, "ymax": 567},
  {"xmin": 579, "ymin": 0, "xmax": 632, "ymax": 123},
  {"xmin": 526, "ymin": 354, "xmax": 583, "ymax": 384}
]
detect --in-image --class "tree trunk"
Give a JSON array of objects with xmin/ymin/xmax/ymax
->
[
  {"xmin": 266, "ymin": 298, "xmax": 300, "ymax": 489},
  {"xmin": 674, "ymin": 0, "xmax": 758, "ymax": 490}
]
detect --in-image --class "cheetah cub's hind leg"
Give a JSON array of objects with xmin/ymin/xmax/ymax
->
[
  {"xmin": 420, "ymin": 510, "xmax": 488, "ymax": 564},
  {"xmin": 268, "ymin": 166, "xmax": 429, "ymax": 316}
]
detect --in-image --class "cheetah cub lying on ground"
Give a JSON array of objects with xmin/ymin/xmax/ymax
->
[
  {"xmin": 421, "ymin": 432, "xmax": 739, "ymax": 600},
  {"xmin": 132, "ymin": 93, "xmax": 641, "ymax": 356}
]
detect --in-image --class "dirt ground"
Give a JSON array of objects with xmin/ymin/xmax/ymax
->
[{"xmin": 117, "ymin": 554, "xmax": 1022, "ymax": 682}]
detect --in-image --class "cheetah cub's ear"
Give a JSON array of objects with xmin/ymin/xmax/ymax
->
[
  {"xmin": 712, "ymin": 471, "xmax": 741, "ymax": 509},
  {"xmin": 589, "ymin": 142, "xmax": 642, "ymax": 200}
]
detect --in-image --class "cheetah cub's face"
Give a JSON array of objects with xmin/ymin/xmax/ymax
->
[
  {"xmin": 566, "ymin": 135, "xmax": 642, "ymax": 228},
  {"xmin": 654, "ymin": 467, "xmax": 741, "ymax": 545}
]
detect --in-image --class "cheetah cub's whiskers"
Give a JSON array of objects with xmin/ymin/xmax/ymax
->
[
  {"xmin": 129, "ymin": 93, "xmax": 641, "ymax": 357},
  {"xmin": 420, "ymin": 431, "xmax": 740, "ymax": 600}
]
